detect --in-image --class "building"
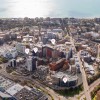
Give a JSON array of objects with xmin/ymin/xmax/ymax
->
[
  {"xmin": 0, "ymin": 76, "xmax": 48, "ymax": 100},
  {"xmin": 17, "ymin": 36, "xmax": 22, "ymax": 42},
  {"xmin": 6, "ymin": 84, "xmax": 24, "ymax": 96},
  {"xmin": 0, "ymin": 91, "xmax": 16, "ymax": 100},
  {"xmin": 49, "ymin": 58, "xmax": 66, "ymax": 71},
  {"xmin": 10, "ymin": 33, "xmax": 17, "ymax": 40},
  {"xmin": 67, "ymin": 48, "xmax": 73, "ymax": 60},
  {"xmin": 84, "ymin": 62, "xmax": 95, "ymax": 75},
  {"xmin": 36, "ymin": 65, "xmax": 49, "ymax": 78},
  {"xmin": 8, "ymin": 59, "xmax": 17, "ymax": 68},
  {"xmin": 42, "ymin": 46, "xmax": 53, "ymax": 58},
  {"xmin": 10, "ymin": 48, "xmax": 18, "ymax": 58},
  {"xmin": 23, "ymin": 35, "xmax": 34, "ymax": 43},
  {"xmin": 6, "ymin": 84, "xmax": 48, "ymax": 100},
  {"xmin": 3, "ymin": 47, "xmax": 18, "ymax": 59},
  {"xmin": 16, "ymin": 43, "xmax": 26, "ymax": 54},
  {"xmin": 0, "ymin": 76, "xmax": 15, "ymax": 91},
  {"xmin": 3, "ymin": 51, "xmax": 12, "ymax": 59},
  {"xmin": 51, "ymin": 72, "xmax": 78, "ymax": 88},
  {"xmin": 26, "ymin": 56, "xmax": 37, "ymax": 71},
  {"xmin": 42, "ymin": 36, "xmax": 48, "ymax": 44}
]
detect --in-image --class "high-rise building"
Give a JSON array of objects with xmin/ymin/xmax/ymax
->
[
  {"xmin": 26, "ymin": 56, "xmax": 37, "ymax": 71},
  {"xmin": 42, "ymin": 37, "xmax": 48, "ymax": 44}
]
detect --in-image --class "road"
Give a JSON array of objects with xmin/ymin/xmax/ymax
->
[
  {"xmin": 79, "ymin": 78, "xmax": 100, "ymax": 100},
  {"xmin": 77, "ymin": 52, "xmax": 91, "ymax": 100},
  {"xmin": 70, "ymin": 35, "xmax": 91, "ymax": 100},
  {"xmin": 0, "ymin": 63, "xmax": 67, "ymax": 100}
]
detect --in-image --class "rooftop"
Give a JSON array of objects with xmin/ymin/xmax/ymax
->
[
  {"xmin": 52, "ymin": 72, "xmax": 78, "ymax": 82},
  {"xmin": 14, "ymin": 87, "xmax": 47, "ymax": 100},
  {"xmin": 6, "ymin": 84, "xmax": 24, "ymax": 96}
]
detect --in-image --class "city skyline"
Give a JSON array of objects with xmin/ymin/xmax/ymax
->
[{"xmin": 0, "ymin": 1, "xmax": 100, "ymax": 100}]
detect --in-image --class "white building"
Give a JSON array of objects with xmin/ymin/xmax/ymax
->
[
  {"xmin": 26, "ymin": 56, "xmax": 37, "ymax": 71},
  {"xmin": 26, "ymin": 56, "xmax": 33, "ymax": 71}
]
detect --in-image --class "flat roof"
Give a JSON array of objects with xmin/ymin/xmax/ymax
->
[
  {"xmin": 52, "ymin": 72, "xmax": 78, "ymax": 81},
  {"xmin": 6, "ymin": 84, "xmax": 24, "ymax": 96}
]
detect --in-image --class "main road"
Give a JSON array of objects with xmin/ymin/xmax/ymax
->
[
  {"xmin": 79, "ymin": 78, "xmax": 100, "ymax": 100},
  {"xmin": 70, "ymin": 35, "xmax": 92, "ymax": 100},
  {"xmin": 77, "ymin": 52, "xmax": 91, "ymax": 100}
]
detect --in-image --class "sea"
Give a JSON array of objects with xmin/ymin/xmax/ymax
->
[{"xmin": 0, "ymin": 0, "xmax": 100, "ymax": 18}]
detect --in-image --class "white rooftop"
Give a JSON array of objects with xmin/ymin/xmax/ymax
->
[{"xmin": 6, "ymin": 84, "xmax": 24, "ymax": 96}]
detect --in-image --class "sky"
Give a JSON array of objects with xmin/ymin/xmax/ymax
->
[{"xmin": 0, "ymin": 0, "xmax": 100, "ymax": 18}]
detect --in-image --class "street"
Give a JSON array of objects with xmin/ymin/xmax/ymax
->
[
  {"xmin": 70, "ymin": 35, "xmax": 92, "ymax": 100},
  {"xmin": 79, "ymin": 78, "xmax": 100, "ymax": 100}
]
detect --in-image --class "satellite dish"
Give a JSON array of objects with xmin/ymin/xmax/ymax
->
[
  {"xmin": 25, "ymin": 48, "xmax": 30, "ymax": 54},
  {"xmin": 51, "ymin": 39, "xmax": 56, "ymax": 45},
  {"xmin": 33, "ymin": 47, "xmax": 38, "ymax": 53},
  {"xmin": 63, "ymin": 77, "xmax": 68, "ymax": 83}
]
